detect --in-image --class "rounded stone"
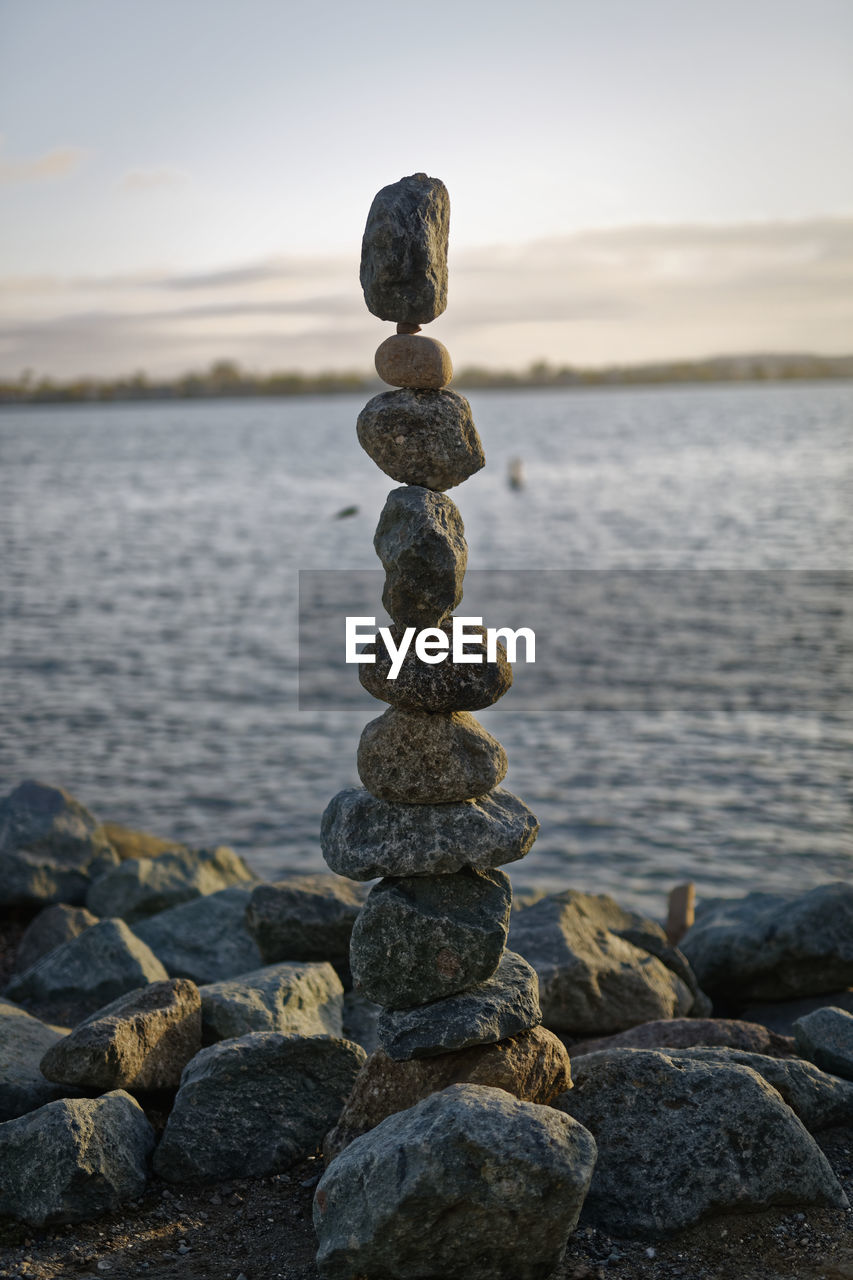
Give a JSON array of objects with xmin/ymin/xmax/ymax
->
[
  {"xmin": 359, "ymin": 620, "xmax": 511, "ymax": 712},
  {"xmin": 356, "ymin": 389, "xmax": 484, "ymax": 491},
  {"xmin": 357, "ymin": 709, "xmax": 507, "ymax": 804},
  {"xmin": 374, "ymin": 334, "xmax": 452, "ymax": 390},
  {"xmin": 374, "ymin": 486, "xmax": 467, "ymax": 629},
  {"xmin": 350, "ymin": 868, "xmax": 512, "ymax": 1009},
  {"xmin": 360, "ymin": 173, "xmax": 449, "ymax": 324}
]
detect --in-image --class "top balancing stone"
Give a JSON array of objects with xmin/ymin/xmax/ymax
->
[{"xmin": 360, "ymin": 173, "xmax": 450, "ymax": 324}]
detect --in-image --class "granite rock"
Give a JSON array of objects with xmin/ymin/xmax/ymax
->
[
  {"xmin": 153, "ymin": 1032, "xmax": 366, "ymax": 1183},
  {"xmin": 86, "ymin": 845, "xmax": 255, "ymax": 922},
  {"xmin": 0, "ymin": 1001, "xmax": 73, "ymax": 1122},
  {"xmin": 199, "ymin": 961, "xmax": 343, "ymax": 1043},
  {"xmin": 321, "ymin": 785, "xmax": 537, "ymax": 881},
  {"xmin": 244, "ymin": 874, "xmax": 366, "ymax": 968},
  {"xmin": 314, "ymin": 1083, "xmax": 597, "ymax": 1280},
  {"xmin": 356, "ymin": 388, "xmax": 484, "ymax": 491},
  {"xmin": 359, "ymin": 620, "xmax": 512, "ymax": 712},
  {"xmin": 350, "ymin": 868, "xmax": 511, "ymax": 1008},
  {"xmin": 14, "ymin": 903, "xmax": 99, "ymax": 973},
  {"xmin": 357, "ymin": 708, "xmax": 507, "ymax": 804},
  {"xmin": 360, "ymin": 173, "xmax": 449, "ymax": 324},
  {"xmin": 133, "ymin": 885, "xmax": 262, "ymax": 984},
  {"xmin": 374, "ymin": 485, "xmax": 467, "ymax": 628},
  {"xmin": 568, "ymin": 1016, "xmax": 797, "ymax": 1059},
  {"xmin": 374, "ymin": 334, "xmax": 453, "ymax": 390},
  {"xmin": 794, "ymin": 1006, "xmax": 853, "ymax": 1080}
]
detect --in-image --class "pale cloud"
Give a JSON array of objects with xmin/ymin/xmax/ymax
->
[
  {"xmin": 118, "ymin": 167, "xmax": 189, "ymax": 191},
  {"xmin": 0, "ymin": 144, "xmax": 85, "ymax": 185}
]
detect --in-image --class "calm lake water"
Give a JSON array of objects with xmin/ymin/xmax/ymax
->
[{"xmin": 1, "ymin": 381, "xmax": 851, "ymax": 916}]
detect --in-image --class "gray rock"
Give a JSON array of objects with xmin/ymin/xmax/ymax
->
[
  {"xmin": 0, "ymin": 780, "xmax": 118, "ymax": 908},
  {"xmin": 741, "ymin": 989, "xmax": 853, "ymax": 1035},
  {"xmin": 356, "ymin": 388, "xmax": 483, "ymax": 491},
  {"xmin": 359, "ymin": 173, "xmax": 449, "ymax": 324},
  {"xmin": 321, "ymin": 785, "xmax": 538, "ymax": 881},
  {"xmin": 39, "ymin": 978, "xmax": 201, "ymax": 1091},
  {"xmin": 358, "ymin": 708, "xmax": 507, "ymax": 804},
  {"xmin": 569, "ymin": 1016, "xmax": 797, "ymax": 1059},
  {"xmin": 680, "ymin": 882, "xmax": 853, "ymax": 1001},
  {"xmin": 5, "ymin": 918, "xmax": 169, "ymax": 1024},
  {"xmin": 508, "ymin": 890, "xmax": 699, "ymax": 1036},
  {"xmin": 199, "ymin": 961, "xmax": 343, "ymax": 1043},
  {"xmin": 794, "ymin": 1006, "xmax": 853, "ymax": 1080},
  {"xmin": 350, "ymin": 868, "xmax": 511, "ymax": 1009},
  {"xmin": 86, "ymin": 845, "xmax": 255, "ymax": 922},
  {"xmin": 359, "ymin": 620, "xmax": 513, "ymax": 713},
  {"xmin": 554, "ymin": 1048, "xmax": 847, "ymax": 1237},
  {"xmin": 153, "ymin": 1032, "xmax": 366, "ymax": 1182},
  {"xmin": 14, "ymin": 903, "xmax": 99, "ymax": 973},
  {"xmin": 244, "ymin": 874, "xmax": 366, "ymax": 968},
  {"xmin": 0, "ymin": 1090, "xmax": 155, "ymax": 1225},
  {"xmin": 133, "ymin": 885, "xmax": 262, "ymax": 984},
  {"xmin": 378, "ymin": 950, "xmax": 541, "ymax": 1061},
  {"xmin": 314, "ymin": 1083, "xmax": 597, "ymax": 1280},
  {"xmin": 374, "ymin": 485, "xmax": 467, "ymax": 629},
  {"xmin": 0, "ymin": 1000, "xmax": 73, "ymax": 1121}
]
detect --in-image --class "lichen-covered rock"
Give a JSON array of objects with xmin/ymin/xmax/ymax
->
[
  {"xmin": 0, "ymin": 1091, "xmax": 155, "ymax": 1225},
  {"xmin": 374, "ymin": 334, "xmax": 453, "ymax": 390},
  {"xmin": 132, "ymin": 885, "xmax": 261, "ymax": 984},
  {"xmin": 321, "ymin": 786, "xmax": 536, "ymax": 881},
  {"xmin": 350, "ymin": 868, "xmax": 511, "ymax": 1009},
  {"xmin": 794, "ymin": 1006, "xmax": 853, "ymax": 1081},
  {"xmin": 0, "ymin": 780, "xmax": 118, "ymax": 908},
  {"xmin": 358, "ymin": 708, "xmax": 507, "ymax": 804},
  {"xmin": 314, "ymin": 1083, "xmax": 596, "ymax": 1280},
  {"xmin": 153, "ymin": 1032, "xmax": 366, "ymax": 1183},
  {"xmin": 86, "ymin": 845, "xmax": 256, "ymax": 922},
  {"xmin": 0, "ymin": 1001, "xmax": 73, "ymax": 1122},
  {"xmin": 356, "ymin": 388, "xmax": 484, "ymax": 491},
  {"xmin": 360, "ymin": 173, "xmax": 449, "ymax": 324},
  {"xmin": 323, "ymin": 1026, "xmax": 572, "ymax": 1161},
  {"xmin": 568, "ymin": 1016, "xmax": 797, "ymax": 1060},
  {"xmin": 378, "ymin": 950, "xmax": 541, "ymax": 1061},
  {"xmin": 244, "ymin": 874, "xmax": 366, "ymax": 968},
  {"xmin": 359, "ymin": 620, "xmax": 511, "ymax": 712},
  {"xmin": 5, "ymin": 919, "xmax": 168, "ymax": 1024},
  {"xmin": 39, "ymin": 978, "xmax": 201, "ymax": 1091},
  {"xmin": 199, "ymin": 961, "xmax": 344, "ymax": 1043},
  {"xmin": 14, "ymin": 903, "xmax": 98, "ymax": 974},
  {"xmin": 554, "ymin": 1049, "xmax": 847, "ymax": 1237},
  {"xmin": 374, "ymin": 485, "xmax": 467, "ymax": 628}
]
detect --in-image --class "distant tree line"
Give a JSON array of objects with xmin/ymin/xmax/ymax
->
[{"xmin": 1, "ymin": 353, "xmax": 851, "ymax": 405}]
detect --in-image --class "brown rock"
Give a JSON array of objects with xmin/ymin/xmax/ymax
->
[
  {"xmin": 375, "ymin": 335, "xmax": 452, "ymax": 390},
  {"xmin": 357, "ymin": 708, "xmax": 507, "ymax": 804},
  {"xmin": 568, "ymin": 1016, "xmax": 797, "ymax": 1059},
  {"xmin": 323, "ymin": 1026, "xmax": 572, "ymax": 1161},
  {"xmin": 102, "ymin": 823, "xmax": 188, "ymax": 862},
  {"xmin": 359, "ymin": 621, "xmax": 512, "ymax": 712}
]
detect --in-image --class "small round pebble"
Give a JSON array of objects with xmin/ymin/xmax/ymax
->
[{"xmin": 375, "ymin": 334, "xmax": 452, "ymax": 390}]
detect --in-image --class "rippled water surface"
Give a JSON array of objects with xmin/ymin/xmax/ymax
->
[{"xmin": 1, "ymin": 382, "xmax": 851, "ymax": 915}]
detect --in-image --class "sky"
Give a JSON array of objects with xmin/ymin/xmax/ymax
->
[{"xmin": 1, "ymin": 0, "xmax": 851, "ymax": 378}]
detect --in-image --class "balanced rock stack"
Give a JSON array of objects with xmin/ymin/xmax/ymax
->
[{"xmin": 321, "ymin": 176, "xmax": 563, "ymax": 1110}]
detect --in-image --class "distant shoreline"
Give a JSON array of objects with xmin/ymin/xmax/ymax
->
[{"xmin": 1, "ymin": 352, "xmax": 851, "ymax": 405}]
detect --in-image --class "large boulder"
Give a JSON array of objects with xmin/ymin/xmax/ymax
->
[
  {"xmin": 680, "ymin": 882, "xmax": 853, "ymax": 1002},
  {"xmin": 508, "ymin": 890, "xmax": 701, "ymax": 1036},
  {"xmin": 794, "ymin": 1006, "xmax": 853, "ymax": 1081},
  {"xmin": 13, "ymin": 903, "xmax": 98, "ymax": 974},
  {"xmin": 4, "ymin": 918, "xmax": 168, "ymax": 1024},
  {"xmin": 358, "ymin": 708, "xmax": 507, "ymax": 805},
  {"xmin": 374, "ymin": 485, "xmax": 466, "ymax": 629},
  {"xmin": 199, "ymin": 961, "xmax": 344, "ymax": 1043},
  {"xmin": 0, "ymin": 1001, "xmax": 74, "ymax": 1121},
  {"xmin": 554, "ymin": 1048, "xmax": 847, "ymax": 1237},
  {"xmin": 244, "ymin": 874, "xmax": 365, "ymax": 970},
  {"xmin": 359, "ymin": 172, "xmax": 449, "ymax": 324},
  {"xmin": 356, "ymin": 389, "xmax": 484, "ymax": 493},
  {"xmin": 86, "ymin": 845, "xmax": 255, "ymax": 922},
  {"xmin": 153, "ymin": 1032, "xmax": 366, "ymax": 1183},
  {"xmin": 0, "ymin": 1091, "xmax": 154, "ymax": 1225},
  {"xmin": 39, "ymin": 978, "xmax": 201, "ymax": 1091},
  {"xmin": 569, "ymin": 1016, "xmax": 796, "ymax": 1059},
  {"xmin": 324, "ymin": 1026, "xmax": 572, "ymax": 1161},
  {"xmin": 0, "ymin": 781, "xmax": 118, "ymax": 908},
  {"xmin": 314, "ymin": 1083, "xmax": 597, "ymax": 1280},
  {"xmin": 132, "ymin": 885, "xmax": 261, "ymax": 983}
]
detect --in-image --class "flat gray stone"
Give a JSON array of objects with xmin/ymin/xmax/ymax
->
[
  {"xmin": 356, "ymin": 388, "xmax": 483, "ymax": 491},
  {"xmin": 680, "ymin": 882, "xmax": 853, "ymax": 1001},
  {"xmin": 358, "ymin": 708, "xmax": 507, "ymax": 804},
  {"xmin": 314, "ymin": 1083, "xmax": 597, "ymax": 1280},
  {"xmin": 569, "ymin": 1016, "xmax": 796, "ymax": 1060},
  {"xmin": 794, "ymin": 1006, "xmax": 853, "ymax": 1080},
  {"xmin": 555, "ymin": 1048, "xmax": 847, "ymax": 1237},
  {"xmin": 0, "ymin": 1001, "xmax": 73, "ymax": 1122},
  {"xmin": 39, "ymin": 978, "xmax": 202, "ymax": 1091},
  {"xmin": 350, "ymin": 868, "xmax": 511, "ymax": 1009},
  {"xmin": 359, "ymin": 173, "xmax": 449, "ymax": 324},
  {"xmin": 133, "ymin": 885, "xmax": 261, "ymax": 984},
  {"xmin": 14, "ymin": 903, "xmax": 98, "ymax": 973},
  {"xmin": 0, "ymin": 780, "xmax": 118, "ymax": 908},
  {"xmin": 86, "ymin": 844, "xmax": 255, "ymax": 922},
  {"xmin": 0, "ymin": 1090, "xmax": 154, "ymax": 1225},
  {"xmin": 199, "ymin": 961, "xmax": 344, "ymax": 1043},
  {"xmin": 321, "ymin": 786, "xmax": 538, "ymax": 881},
  {"xmin": 4, "ymin": 918, "xmax": 168, "ymax": 1024},
  {"xmin": 244, "ymin": 874, "xmax": 366, "ymax": 968},
  {"xmin": 377, "ymin": 950, "xmax": 541, "ymax": 1061},
  {"xmin": 374, "ymin": 485, "xmax": 467, "ymax": 629},
  {"xmin": 508, "ymin": 890, "xmax": 700, "ymax": 1036},
  {"xmin": 359, "ymin": 620, "xmax": 513, "ymax": 713},
  {"xmin": 153, "ymin": 1032, "xmax": 366, "ymax": 1182}
]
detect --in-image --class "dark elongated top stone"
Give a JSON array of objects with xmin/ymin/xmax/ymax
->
[
  {"xmin": 360, "ymin": 174, "xmax": 449, "ymax": 324},
  {"xmin": 357, "ymin": 389, "xmax": 484, "ymax": 491},
  {"xmin": 374, "ymin": 486, "xmax": 467, "ymax": 629}
]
